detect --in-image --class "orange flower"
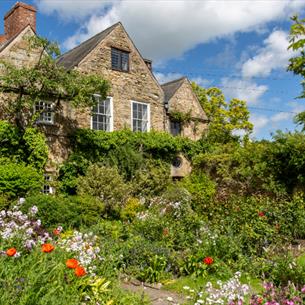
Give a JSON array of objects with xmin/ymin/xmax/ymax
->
[
  {"xmin": 53, "ymin": 229, "xmax": 60, "ymax": 236},
  {"xmin": 203, "ymin": 256, "xmax": 214, "ymax": 265},
  {"xmin": 66, "ymin": 258, "xmax": 79, "ymax": 269},
  {"xmin": 41, "ymin": 243, "xmax": 55, "ymax": 253},
  {"xmin": 6, "ymin": 248, "xmax": 17, "ymax": 257},
  {"xmin": 75, "ymin": 266, "xmax": 86, "ymax": 277}
]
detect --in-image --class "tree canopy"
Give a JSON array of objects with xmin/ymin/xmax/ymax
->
[{"xmin": 192, "ymin": 83, "xmax": 253, "ymax": 143}]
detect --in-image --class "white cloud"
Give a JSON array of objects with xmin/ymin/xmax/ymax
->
[
  {"xmin": 270, "ymin": 112, "xmax": 292, "ymax": 123},
  {"xmin": 35, "ymin": 0, "xmax": 114, "ymax": 20},
  {"xmin": 154, "ymin": 72, "xmax": 183, "ymax": 84},
  {"xmin": 250, "ymin": 114, "xmax": 269, "ymax": 136},
  {"xmin": 241, "ymin": 30, "xmax": 294, "ymax": 79},
  {"xmin": 190, "ymin": 77, "xmax": 212, "ymax": 88},
  {"xmin": 40, "ymin": 0, "xmax": 305, "ymax": 61},
  {"xmin": 221, "ymin": 78, "xmax": 268, "ymax": 105}
]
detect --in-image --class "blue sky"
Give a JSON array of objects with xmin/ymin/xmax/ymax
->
[{"xmin": 1, "ymin": 0, "xmax": 305, "ymax": 139}]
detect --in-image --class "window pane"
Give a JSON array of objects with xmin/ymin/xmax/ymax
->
[
  {"xmin": 92, "ymin": 98, "xmax": 112, "ymax": 131},
  {"xmin": 121, "ymin": 52, "xmax": 129, "ymax": 71},
  {"xmin": 111, "ymin": 48, "xmax": 120, "ymax": 69},
  {"xmin": 132, "ymin": 102, "xmax": 149, "ymax": 132}
]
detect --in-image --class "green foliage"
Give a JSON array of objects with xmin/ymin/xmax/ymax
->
[
  {"xmin": 22, "ymin": 127, "xmax": 49, "ymax": 170},
  {"xmin": 0, "ymin": 36, "xmax": 109, "ymax": 129},
  {"xmin": 21, "ymin": 194, "xmax": 105, "ymax": 229},
  {"xmin": 268, "ymin": 254, "xmax": 305, "ymax": 286},
  {"xmin": 192, "ymin": 84, "xmax": 253, "ymax": 142},
  {"xmin": 58, "ymin": 129, "xmax": 207, "ymax": 195},
  {"xmin": 0, "ymin": 161, "xmax": 43, "ymax": 198},
  {"xmin": 120, "ymin": 197, "xmax": 143, "ymax": 221},
  {"xmin": 288, "ymin": 15, "xmax": 305, "ymax": 97},
  {"xmin": 132, "ymin": 159, "xmax": 171, "ymax": 197},
  {"xmin": 77, "ymin": 164, "xmax": 131, "ymax": 217},
  {"xmin": 180, "ymin": 171, "xmax": 216, "ymax": 211},
  {"xmin": 0, "ymin": 246, "xmax": 147, "ymax": 305},
  {"xmin": 0, "ymin": 120, "xmax": 21, "ymax": 157},
  {"xmin": 70, "ymin": 128, "xmax": 202, "ymax": 162},
  {"xmin": 0, "ymin": 121, "xmax": 48, "ymax": 170},
  {"xmin": 169, "ymin": 110, "xmax": 192, "ymax": 125}
]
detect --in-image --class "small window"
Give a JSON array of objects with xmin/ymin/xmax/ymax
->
[
  {"xmin": 91, "ymin": 96, "xmax": 113, "ymax": 131},
  {"xmin": 35, "ymin": 101, "xmax": 54, "ymax": 124},
  {"xmin": 131, "ymin": 101, "xmax": 150, "ymax": 132},
  {"xmin": 43, "ymin": 174, "xmax": 53, "ymax": 194},
  {"xmin": 170, "ymin": 121, "xmax": 181, "ymax": 136},
  {"xmin": 111, "ymin": 47, "xmax": 129, "ymax": 72}
]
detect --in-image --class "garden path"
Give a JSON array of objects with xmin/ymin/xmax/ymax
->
[{"xmin": 121, "ymin": 281, "xmax": 186, "ymax": 305}]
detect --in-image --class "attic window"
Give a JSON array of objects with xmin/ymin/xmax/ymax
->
[{"xmin": 111, "ymin": 47, "xmax": 129, "ymax": 72}]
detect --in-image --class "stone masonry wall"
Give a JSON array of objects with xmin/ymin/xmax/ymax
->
[
  {"xmin": 73, "ymin": 24, "xmax": 166, "ymax": 132},
  {"xmin": 168, "ymin": 79, "xmax": 208, "ymax": 140}
]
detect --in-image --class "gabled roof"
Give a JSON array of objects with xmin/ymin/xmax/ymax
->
[
  {"xmin": 57, "ymin": 22, "xmax": 120, "ymax": 69},
  {"xmin": 0, "ymin": 25, "xmax": 36, "ymax": 53},
  {"xmin": 161, "ymin": 77, "xmax": 187, "ymax": 103},
  {"xmin": 161, "ymin": 77, "xmax": 209, "ymax": 121}
]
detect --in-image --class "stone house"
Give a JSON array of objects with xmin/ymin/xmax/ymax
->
[{"xmin": 0, "ymin": 2, "xmax": 209, "ymax": 186}]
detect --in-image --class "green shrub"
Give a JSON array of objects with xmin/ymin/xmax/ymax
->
[
  {"xmin": 132, "ymin": 159, "xmax": 171, "ymax": 197},
  {"xmin": 180, "ymin": 170, "xmax": 216, "ymax": 211},
  {"xmin": 22, "ymin": 194, "xmax": 105, "ymax": 229},
  {"xmin": 77, "ymin": 164, "xmax": 131, "ymax": 217},
  {"xmin": 0, "ymin": 161, "xmax": 43, "ymax": 198},
  {"xmin": 0, "ymin": 121, "xmax": 48, "ymax": 170}
]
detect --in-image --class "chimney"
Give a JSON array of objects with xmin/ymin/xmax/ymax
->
[{"xmin": 4, "ymin": 2, "xmax": 37, "ymax": 41}]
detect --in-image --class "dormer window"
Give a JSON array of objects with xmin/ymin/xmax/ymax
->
[{"xmin": 111, "ymin": 47, "xmax": 129, "ymax": 72}]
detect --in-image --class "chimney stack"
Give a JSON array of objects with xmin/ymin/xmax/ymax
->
[{"xmin": 3, "ymin": 2, "xmax": 37, "ymax": 41}]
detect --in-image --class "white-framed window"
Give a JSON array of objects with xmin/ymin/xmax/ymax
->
[
  {"xmin": 131, "ymin": 101, "xmax": 150, "ymax": 132},
  {"xmin": 43, "ymin": 174, "xmax": 54, "ymax": 194},
  {"xmin": 35, "ymin": 101, "xmax": 54, "ymax": 124},
  {"xmin": 91, "ymin": 96, "xmax": 113, "ymax": 131}
]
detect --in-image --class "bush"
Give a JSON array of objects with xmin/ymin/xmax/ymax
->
[
  {"xmin": 180, "ymin": 170, "xmax": 216, "ymax": 211},
  {"xmin": 21, "ymin": 194, "xmax": 105, "ymax": 229},
  {"xmin": 0, "ymin": 160, "xmax": 43, "ymax": 198},
  {"xmin": 131, "ymin": 159, "xmax": 171, "ymax": 197},
  {"xmin": 77, "ymin": 164, "xmax": 130, "ymax": 217}
]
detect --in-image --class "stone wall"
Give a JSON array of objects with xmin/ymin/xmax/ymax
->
[
  {"xmin": 168, "ymin": 79, "xmax": 208, "ymax": 140},
  {"xmin": 74, "ymin": 24, "xmax": 166, "ymax": 132}
]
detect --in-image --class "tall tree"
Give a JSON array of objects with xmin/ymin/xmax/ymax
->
[
  {"xmin": 192, "ymin": 83, "xmax": 253, "ymax": 142},
  {"xmin": 287, "ymin": 15, "xmax": 305, "ymax": 130},
  {"xmin": 0, "ymin": 36, "xmax": 110, "ymax": 130}
]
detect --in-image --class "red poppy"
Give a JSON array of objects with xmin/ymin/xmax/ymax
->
[
  {"xmin": 258, "ymin": 211, "xmax": 265, "ymax": 217},
  {"xmin": 66, "ymin": 258, "xmax": 79, "ymax": 269},
  {"xmin": 53, "ymin": 229, "xmax": 60, "ymax": 236},
  {"xmin": 42, "ymin": 243, "xmax": 55, "ymax": 253},
  {"xmin": 6, "ymin": 248, "xmax": 17, "ymax": 257},
  {"xmin": 203, "ymin": 256, "xmax": 214, "ymax": 265},
  {"xmin": 75, "ymin": 266, "xmax": 86, "ymax": 277},
  {"xmin": 258, "ymin": 298, "xmax": 263, "ymax": 304}
]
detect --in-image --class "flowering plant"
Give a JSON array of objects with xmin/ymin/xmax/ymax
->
[
  {"xmin": 250, "ymin": 282, "xmax": 305, "ymax": 305},
  {"xmin": 185, "ymin": 272, "xmax": 249, "ymax": 305}
]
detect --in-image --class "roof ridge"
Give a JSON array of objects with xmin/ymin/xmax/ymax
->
[
  {"xmin": 58, "ymin": 22, "xmax": 121, "ymax": 61},
  {"xmin": 161, "ymin": 76, "xmax": 187, "ymax": 86}
]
